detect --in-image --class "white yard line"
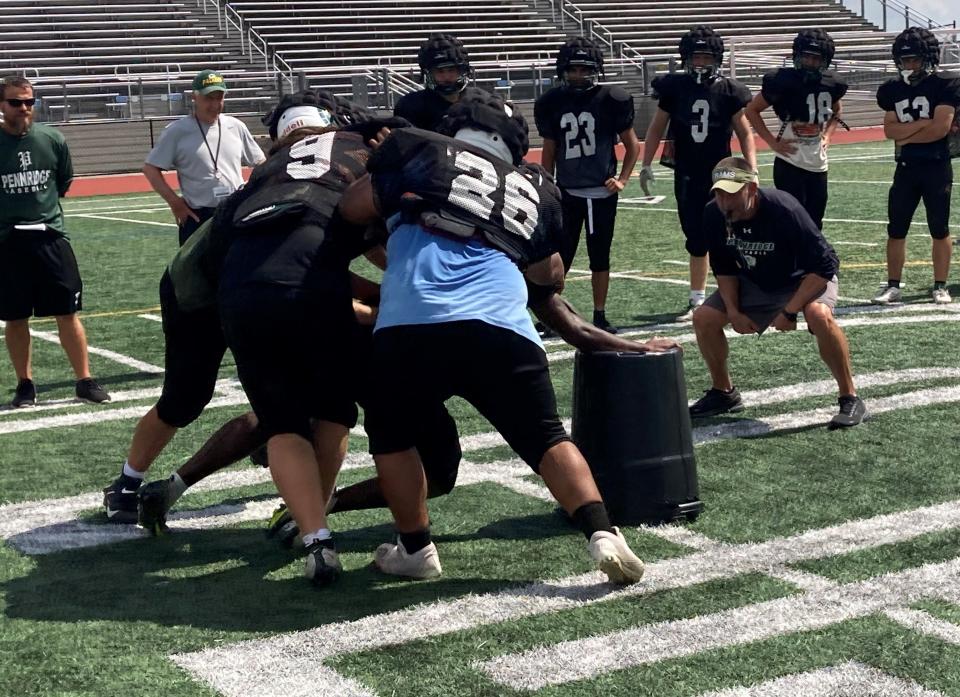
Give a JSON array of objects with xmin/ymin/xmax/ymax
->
[
  {"xmin": 72, "ymin": 213, "xmax": 177, "ymax": 228},
  {"xmin": 883, "ymin": 607, "xmax": 960, "ymax": 647},
  {"xmin": 173, "ymin": 499, "xmax": 960, "ymax": 697},
  {"xmin": 64, "ymin": 205, "xmax": 169, "ymax": 216},
  {"xmin": 694, "ymin": 662, "xmax": 945, "ymax": 697},
  {"xmin": 138, "ymin": 313, "xmax": 163, "ymax": 323},
  {"xmin": 29, "ymin": 328, "xmax": 164, "ymax": 373}
]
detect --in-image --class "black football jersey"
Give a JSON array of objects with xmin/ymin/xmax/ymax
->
[
  {"xmin": 650, "ymin": 73, "xmax": 752, "ymax": 174},
  {"xmin": 877, "ymin": 71, "xmax": 960, "ymax": 162},
  {"xmin": 368, "ymin": 127, "xmax": 562, "ymax": 266},
  {"xmin": 212, "ymin": 129, "xmax": 372, "ymax": 291},
  {"xmin": 534, "ymin": 85, "xmax": 635, "ymax": 189},
  {"xmin": 393, "ymin": 86, "xmax": 493, "ymax": 132},
  {"xmin": 761, "ymin": 68, "xmax": 848, "ymax": 124}
]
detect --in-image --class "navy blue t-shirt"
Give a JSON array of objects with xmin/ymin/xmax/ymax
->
[{"xmin": 703, "ymin": 188, "xmax": 839, "ymax": 292}]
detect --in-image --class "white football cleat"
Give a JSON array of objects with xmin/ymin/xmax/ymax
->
[
  {"xmin": 588, "ymin": 527, "xmax": 645, "ymax": 584},
  {"xmin": 374, "ymin": 539, "xmax": 442, "ymax": 579}
]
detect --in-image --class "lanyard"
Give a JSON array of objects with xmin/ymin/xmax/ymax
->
[{"xmin": 196, "ymin": 116, "xmax": 222, "ymax": 176}]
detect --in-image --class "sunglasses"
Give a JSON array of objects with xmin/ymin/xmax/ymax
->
[{"xmin": 3, "ymin": 98, "xmax": 36, "ymax": 107}]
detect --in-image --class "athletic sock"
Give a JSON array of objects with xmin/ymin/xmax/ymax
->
[
  {"xmin": 121, "ymin": 461, "xmax": 145, "ymax": 480},
  {"xmin": 934, "ymin": 280, "xmax": 947, "ymax": 290},
  {"xmin": 593, "ymin": 310, "xmax": 606, "ymax": 323},
  {"xmin": 572, "ymin": 501, "xmax": 615, "ymax": 540},
  {"xmin": 689, "ymin": 289, "xmax": 706, "ymax": 304},
  {"xmin": 888, "ymin": 279, "xmax": 901, "ymax": 288},
  {"xmin": 302, "ymin": 528, "xmax": 334, "ymax": 548},
  {"xmin": 398, "ymin": 528, "xmax": 432, "ymax": 554},
  {"xmin": 167, "ymin": 473, "xmax": 188, "ymax": 506}
]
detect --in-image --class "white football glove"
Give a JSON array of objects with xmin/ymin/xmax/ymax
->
[{"xmin": 639, "ymin": 165, "xmax": 656, "ymax": 196}]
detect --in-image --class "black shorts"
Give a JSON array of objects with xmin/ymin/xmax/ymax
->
[
  {"xmin": 352, "ymin": 324, "xmax": 464, "ymax": 494},
  {"xmin": 674, "ymin": 171, "xmax": 713, "ymax": 257},
  {"xmin": 773, "ymin": 158, "xmax": 828, "ymax": 230},
  {"xmin": 155, "ymin": 271, "xmax": 228, "ymax": 428},
  {"xmin": 365, "ymin": 320, "xmax": 570, "ymax": 471},
  {"xmin": 0, "ymin": 231, "xmax": 83, "ymax": 321},
  {"xmin": 559, "ymin": 191, "xmax": 618, "ymax": 272},
  {"xmin": 220, "ymin": 286, "xmax": 359, "ymax": 440},
  {"xmin": 887, "ymin": 159, "xmax": 953, "ymax": 240}
]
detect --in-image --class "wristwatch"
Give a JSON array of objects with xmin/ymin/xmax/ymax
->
[{"xmin": 781, "ymin": 310, "xmax": 799, "ymax": 323}]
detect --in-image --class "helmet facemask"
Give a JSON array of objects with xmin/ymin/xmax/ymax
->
[
  {"xmin": 424, "ymin": 63, "xmax": 468, "ymax": 95},
  {"xmin": 560, "ymin": 62, "xmax": 600, "ymax": 91},
  {"xmin": 686, "ymin": 51, "xmax": 719, "ymax": 84}
]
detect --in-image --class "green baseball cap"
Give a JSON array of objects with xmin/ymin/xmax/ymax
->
[{"xmin": 192, "ymin": 70, "xmax": 227, "ymax": 95}]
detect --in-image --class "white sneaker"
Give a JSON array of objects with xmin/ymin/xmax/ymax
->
[
  {"xmin": 374, "ymin": 539, "xmax": 442, "ymax": 579},
  {"xmin": 932, "ymin": 287, "xmax": 952, "ymax": 304},
  {"xmin": 588, "ymin": 527, "xmax": 645, "ymax": 584},
  {"xmin": 676, "ymin": 297, "xmax": 704, "ymax": 322},
  {"xmin": 871, "ymin": 285, "xmax": 903, "ymax": 305}
]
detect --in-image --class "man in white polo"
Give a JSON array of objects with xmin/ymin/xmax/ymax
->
[{"xmin": 143, "ymin": 69, "xmax": 265, "ymax": 245}]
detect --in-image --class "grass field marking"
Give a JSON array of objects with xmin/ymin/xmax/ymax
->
[
  {"xmin": 173, "ymin": 499, "xmax": 960, "ymax": 697},
  {"xmin": 72, "ymin": 213, "xmax": 178, "ymax": 228},
  {"xmin": 28, "ymin": 327, "xmax": 165, "ymax": 374},
  {"xmin": 478, "ymin": 557, "xmax": 960, "ymax": 691},
  {"xmin": 0, "ymin": 384, "xmax": 165, "ymax": 418},
  {"xmin": 693, "ymin": 661, "xmax": 945, "ymax": 697},
  {"xmin": 64, "ymin": 205, "xmax": 170, "ymax": 216},
  {"xmin": 693, "ymin": 384, "xmax": 960, "ymax": 445},
  {"xmin": 833, "ymin": 240, "xmax": 880, "ymax": 246},
  {"xmin": 63, "ymin": 194, "xmax": 164, "ymax": 209},
  {"xmin": 883, "ymin": 608, "xmax": 960, "ymax": 647},
  {"xmin": 138, "ymin": 313, "xmax": 163, "ymax": 323}
]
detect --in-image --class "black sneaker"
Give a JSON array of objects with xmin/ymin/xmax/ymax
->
[
  {"xmin": 249, "ymin": 443, "xmax": 269, "ymax": 468},
  {"xmin": 11, "ymin": 379, "xmax": 36, "ymax": 408},
  {"xmin": 103, "ymin": 474, "xmax": 142, "ymax": 523},
  {"xmin": 689, "ymin": 387, "xmax": 745, "ymax": 418},
  {"xmin": 304, "ymin": 540, "xmax": 341, "ymax": 587},
  {"xmin": 829, "ymin": 395, "xmax": 867, "ymax": 430},
  {"xmin": 76, "ymin": 378, "xmax": 110, "ymax": 404},
  {"xmin": 138, "ymin": 478, "xmax": 173, "ymax": 535},
  {"xmin": 593, "ymin": 313, "xmax": 619, "ymax": 334},
  {"xmin": 266, "ymin": 503, "xmax": 300, "ymax": 548}
]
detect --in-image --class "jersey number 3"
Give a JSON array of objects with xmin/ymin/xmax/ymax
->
[
  {"xmin": 560, "ymin": 112, "xmax": 597, "ymax": 159},
  {"xmin": 448, "ymin": 151, "xmax": 540, "ymax": 239}
]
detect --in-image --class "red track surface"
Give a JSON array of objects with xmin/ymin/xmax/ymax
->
[{"xmin": 66, "ymin": 126, "xmax": 886, "ymax": 198}]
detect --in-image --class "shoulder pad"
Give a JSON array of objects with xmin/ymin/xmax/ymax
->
[{"xmin": 607, "ymin": 85, "xmax": 632, "ymax": 103}]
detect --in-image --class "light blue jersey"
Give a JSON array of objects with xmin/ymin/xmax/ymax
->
[{"xmin": 375, "ymin": 222, "xmax": 543, "ymax": 348}]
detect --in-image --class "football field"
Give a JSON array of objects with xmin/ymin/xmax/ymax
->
[{"xmin": 2, "ymin": 140, "xmax": 960, "ymax": 696}]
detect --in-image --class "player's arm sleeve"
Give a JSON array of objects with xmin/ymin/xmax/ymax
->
[
  {"xmin": 760, "ymin": 71, "xmax": 782, "ymax": 104},
  {"xmin": 876, "ymin": 82, "xmax": 894, "ymax": 112},
  {"xmin": 833, "ymin": 76, "xmax": 849, "ymax": 102},
  {"xmin": 56, "ymin": 136, "xmax": 74, "ymax": 196},
  {"xmin": 533, "ymin": 94, "xmax": 557, "ymax": 139},
  {"xmin": 943, "ymin": 76, "xmax": 960, "ymax": 108},
  {"xmin": 703, "ymin": 203, "xmax": 738, "ymax": 276},
  {"xmin": 611, "ymin": 88, "xmax": 636, "ymax": 133},
  {"xmin": 651, "ymin": 76, "xmax": 675, "ymax": 113},
  {"xmin": 144, "ymin": 123, "xmax": 178, "ymax": 170},
  {"xmin": 732, "ymin": 81, "xmax": 753, "ymax": 110}
]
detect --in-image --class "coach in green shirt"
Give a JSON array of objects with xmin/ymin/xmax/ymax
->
[{"xmin": 0, "ymin": 75, "xmax": 109, "ymax": 407}]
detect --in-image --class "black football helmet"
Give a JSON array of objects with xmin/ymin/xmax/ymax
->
[
  {"xmin": 417, "ymin": 34, "xmax": 472, "ymax": 95},
  {"xmin": 556, "ymin": 37, "xmax": 604, "ymax": 91},
  {"xmin": 437, "ymin": 92, "xmax": 529, "ymax": 165},
  {"xmin": 792, "ymin": 29, "xmax": 835, "ymax": 81},
  {"xmin": 893, "ymin": 27, "xmax": 940, "ymax": 84},
  {"xmin": 679, "ymin": 26, "xmax": 724, "ymax": 84}
]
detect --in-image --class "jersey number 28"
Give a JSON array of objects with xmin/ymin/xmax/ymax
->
[{"xmin": 447, "ymin": 150, "xmax": 540, "ymax": 239}]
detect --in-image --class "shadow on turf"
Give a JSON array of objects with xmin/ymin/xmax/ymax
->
[
  {"xmin": 2, "ymin": 512, "xmax": 583, "ymax": 633},
  {"xmin": 29, "ymin": 371, "xmax": 161, "ymax": 393}
]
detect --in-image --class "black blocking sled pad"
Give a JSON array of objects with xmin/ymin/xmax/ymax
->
[{"xmin": 572, "ymin": 349, "xmax": 704, "ymax": 525}]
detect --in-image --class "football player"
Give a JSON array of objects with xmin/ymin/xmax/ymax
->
[
  {"xmin": 339, "ymin": 93, "xmax": 669, "ymax": 584},
  {"xmin": 393, "ymin": 33, "xmax": 491, "ymax": 132},
  {"xmin": 873, "ymin": 27, "xmax": 959, "ymax": 305},
  {"xmin": 640, "ymin": 26, "xmax": 755, "ymax": 321},
  {"xmin": 745, "ymin": 29, "xmax": 847, "ymax": 230},
  {"xmin": 535, "ymin": 37, "xmax": 640, "ymax": 333}
]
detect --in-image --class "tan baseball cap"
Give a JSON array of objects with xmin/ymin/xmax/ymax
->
[{"xmin": 711, "ymin": 157, "xmax": 759, "ymax": 193}]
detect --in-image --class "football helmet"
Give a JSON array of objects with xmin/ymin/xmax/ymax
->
[
  {"xmin": 893, "ymin": 27, "xmax": 940, "ymax": 85},
  {"xmin": 556, "ymin": 37, "xmax": 604, "ymax": 91},
  {"xmin": 263, "ymin": 89, "xmax": 338, "ymax": 140},
  {"xmin": 417, "ymin": 34, "xmax": 472, "ymax": 95},
  {"xmin": 792, "ymin": 29, "xmax": 835, "ymax": 82},
  {"xmin": 437, "ymin": 92, "xmax": 529, "ymax": 165},
  {"xmin": 679, "ymin": 26, "xmax": 724, "ymax": 84}
]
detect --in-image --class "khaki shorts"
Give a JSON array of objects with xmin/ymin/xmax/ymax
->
[{"xmin": 703, "ymin": 275, "xmax": 838, "ymax": 332}]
